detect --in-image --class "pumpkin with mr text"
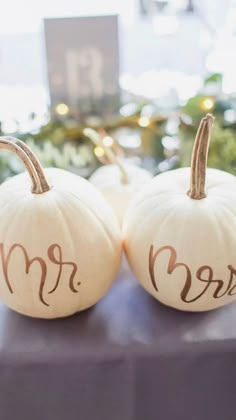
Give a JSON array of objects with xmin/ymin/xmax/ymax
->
[
  {"xmin": 0, "ymin": 137, "xmax": 121, "ymax": 318},
  {"xmin": 124, "ymin": 114, "xmax": 236, "ymax": 311}
]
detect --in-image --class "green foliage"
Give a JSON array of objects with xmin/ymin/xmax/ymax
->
[
  {"xmin": 204, "ymin": 73, "xmax": 222, "ymax": 84},
  {"xmin": 208, "ymin": 123, "xmax": 236, "ymax": 174},
  {"xmin": 183, "ymin": 96, "xmax": 215, "ymax": 120},
  {"xmin": 179, "ymin": 122, "xmax": 236, "ymax": 175},
  {"xmin": 0, "ymin": 139, "xmax": 97, "ymax": 183},
  {"xmin": 0, "ymin": 71, "xmax": 236, "ymax": 183},
  {"xmin": 141, "ymin": 124, "xmax": 165, "ymax": 160}
]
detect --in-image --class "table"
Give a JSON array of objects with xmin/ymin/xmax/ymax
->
[{"xmin": 0, "ymin": 258, "xmax": 236, "ymax": 420}]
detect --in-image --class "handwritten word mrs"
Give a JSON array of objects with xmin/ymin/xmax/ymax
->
[{"xmin": 149, "ymin": 245, "xmax": 236, "ymax": 303}]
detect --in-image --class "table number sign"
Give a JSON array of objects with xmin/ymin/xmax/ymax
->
[{"xmin": 44, "ymin": 15, "xmax": 120, "ymax": 116}]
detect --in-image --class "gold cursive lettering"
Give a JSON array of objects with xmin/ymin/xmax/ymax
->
[
  {"xmin": 0, "ymin": 243, "xmax": 79, "ymax": 306},
  {"xmin": 48, "ymin": 244, "xmax": 80, "ymax": 294},
  {"xmin": 149, "ymin": 244, "xmax": 236, "ymax": 303}
]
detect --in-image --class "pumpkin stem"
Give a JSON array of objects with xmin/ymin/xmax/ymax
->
[
  {"xmin": 83, "ymin": 128, "xmax": 129, "ymax": 184},
  {"xmin": 188, "ymin": 113, "xmax": 214, "ymax": 200},
  {"xmin": 0, "ymin": 137, "xmax": 50, "ymax": 194}
]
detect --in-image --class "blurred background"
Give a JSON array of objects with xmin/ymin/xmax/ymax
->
[{"xmin": 0, "ymin": 0, "xmax": 236, "ymax": 180}]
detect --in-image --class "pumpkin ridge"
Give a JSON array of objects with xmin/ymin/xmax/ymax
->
[{"xmin": 52, "ymin": 188, "xmax": 120, "ymax": 253}]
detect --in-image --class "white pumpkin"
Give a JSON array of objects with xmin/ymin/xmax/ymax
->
[
  {"xmin": 90, "ymin": 162, "xmax": 152, "ymax": 224},
  {"xmin": 84, "ymin": 127, "xmax": 152, "ymax": 224},
  {"xmin": 0, "ymin": 137, "xmax": 121, "ymax": 318},
  {"xmin": 123, "ymin": 114, "xmax": 236, "ymax": 312}
]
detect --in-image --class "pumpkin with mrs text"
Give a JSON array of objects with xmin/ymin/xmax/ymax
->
[
  {"xmin": 0, "ymin": 137, "xmax": 121, "ymax": 318},
  {"xmin": 123, "ymin": 114, "xmax": 236, "ymax": 311}
]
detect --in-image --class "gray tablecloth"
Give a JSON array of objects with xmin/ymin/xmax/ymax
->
[{"xmin": 0, "ymin": 258, "xmax": 236, "ymax": 420}]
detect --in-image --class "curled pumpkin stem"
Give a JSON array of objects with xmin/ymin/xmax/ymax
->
[
  {"xmin": 0, "ymin": 137, "xmax": 50, "ymax": 194},
  {"xmin": 188, "ymin": 113, "xmax": 214, "ymax": 200},
  {"xmin": 83, "ymin": 128, "xmax": 129, "ymax": 184}
]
